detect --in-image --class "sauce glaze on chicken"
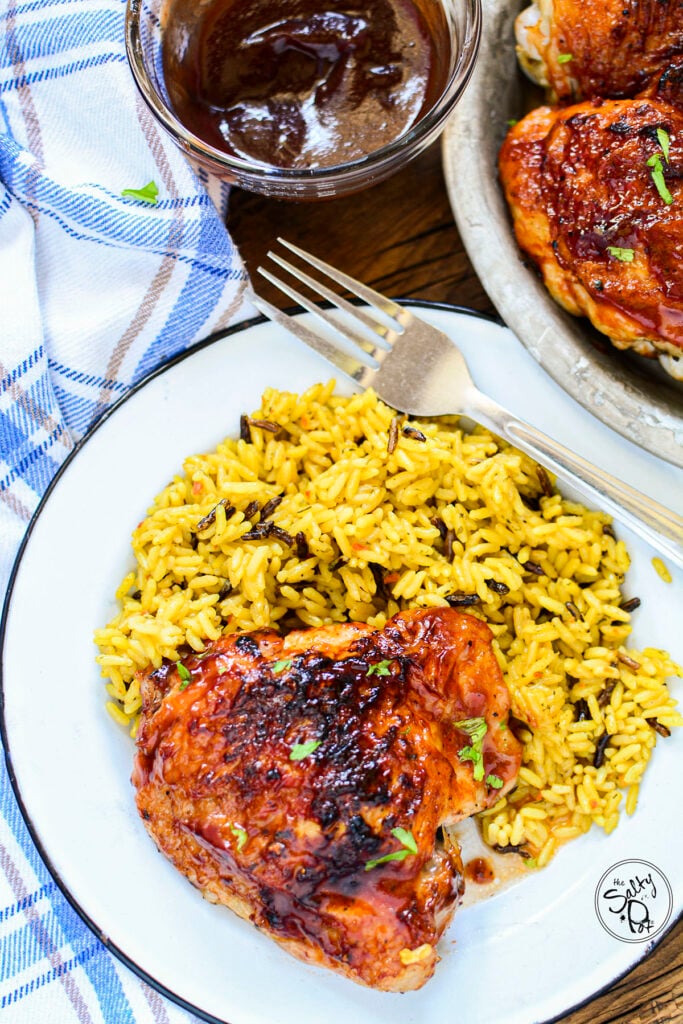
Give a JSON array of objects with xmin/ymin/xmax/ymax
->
[
  {"xmin": 133, "ymin": 608, "xmax": 521, "ymax": 991},
  {"xmin": 499, "ymin": 92, "xmax": 683, "ymax": 374},
  {"xmin": 506, "ymin": 0, "xmax": 683, "ymax": 378},
  {"xmin": 515, "ymin": 0, "xmax": 683, "ymax": 103}
]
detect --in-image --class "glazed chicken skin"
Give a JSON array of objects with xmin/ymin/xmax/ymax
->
[
  {"xmin": 133, "ymin": 608, "xmax": 521, "ymax": 991},
  {"xmin": 499, "ymin": 95, "xmax": 683, "ymax": 374},
  {"xmin": 642, "ymin": 55, "xmax": 683, "ymax": 111},
  {"xmin": 516, "ymin": 0, "xmax": 683, "ymax": 103}
]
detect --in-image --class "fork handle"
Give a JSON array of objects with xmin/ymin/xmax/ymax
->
[{"xmin": 468, "ymin": 390, "xmax": 683, "ymax": 570}]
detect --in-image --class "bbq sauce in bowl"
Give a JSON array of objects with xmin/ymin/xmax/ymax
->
[{"xmin": 163, "ymin": 0, "xmax": 452, "ymax": 170}]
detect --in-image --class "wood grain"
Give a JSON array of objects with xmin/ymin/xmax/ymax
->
[
  {"xmin": 227, "ymin": 139, "xmax": 681, "ymax": 1024},
  {"xmin": 228, "ymin": 140, "xmax": 495, "ymax": 312}
]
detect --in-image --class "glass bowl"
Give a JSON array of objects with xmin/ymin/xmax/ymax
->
[{"xmin": 125, "ymin": 0, "xmax": 482, "ymax": 200}]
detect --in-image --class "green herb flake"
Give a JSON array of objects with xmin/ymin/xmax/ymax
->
[
  {"xmin": 391, "ymin": 827, "xmax": 418, "ymax": 855},
  {"xmin": 364, "ymin": 849, "xmax": 410, "ymax": 870},
  {"xmin": 367, "ymin": 659, "xmax": 392, "ymax": 676},
  {"xmin": 499, "ymin": 721, "xmax": 508, "ymax": 731},
  {"xmin": 459, "ymin": 745, "xmax": 485, "ymax": 781},
  {"xmin": 231, "ymin": 826, "xmax": 248, "ymax": 851},
  {"xmin": 364, "ymin": 827, "xmax": 418, "ymax": 871},
  {"xmin": 272, "ymin": 658, "xmax": 292, "ymax": 674},
  {"xmin": 606, "ymin": 246, "xmax": 635, "ymax": 262},
  {"xmin": 486, "ymin": 774, "xmax": 504, "ymax": 789},
  {"xmin": 455, "ymin": 718, "xmax": 487, "ymax": 782},
  {"xmin": 121, "ymin": 180, "xmax": 159, "ymax": 204},
  {"xmin": 557, "ymin": 52, "xmax": 573, "ymax": 64},
  {"xmin": 506, "ymin": 118, "xmax": 518, "ymax": 128},
  {"xmin": 647, "ymin": 153, "xmax": 674, "ymax": 205},
  {"xmin": 289, "ymin": 739, "xmax": 321, "ymax": 761},
  {"xmin": 656, "ymin": 127, "xmax": 670, "ymax": 162},
  {"xmin": 176, "ymin": 661, "xmax": 191, "ymax": 690},
  {"xmin": 454, "ymin": 717, "xmax": 487, "ymax": 743},
  {"xmin": 523, "ymin": 857, "xmax": 538, "ymax": 869}
]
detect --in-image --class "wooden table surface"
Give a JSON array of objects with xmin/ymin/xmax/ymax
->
[{"xmin": 227, "ymin": 140, "xmax": 682, "ymax": 1024}]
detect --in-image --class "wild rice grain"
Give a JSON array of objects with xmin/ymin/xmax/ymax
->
[
  {"xmin": 445, "ymin": 592, "xmax": 480, "ymax": 607},
  {"xmin": 537, "ymin": 466, "xmax": 554, "ymax": 497},
  {"xmin": 487, "ymin": 579, "xmax": 511, "ymax": 595},
  {"xmin": 431, "ymin": 517, "xmax": 448, "ymax": 542},
  {"xmin": 260, "ymin": 495, "xmax": 284, "ymax": 520},
  {"xmin": 369, "ymin": 562, "xmax": 391, "ymax": 600},
  {"xmin": 617, "ymin": 651, "xmax": 642, "ymax": 671},
  {"xmin": 646, "ymin": 718, "xmax": 671, "ymax": 738},
  {"xmin": 597, "ymin": 682, "xmax": 616, "ymax": 707},
  {"xmin": 195, "ymin": 498, "xmax": 235, "ymax": 533},
  {"xmin": 248, "ymin": 418, "xmax": 281, "ymax": 434},
  {"xmin": 573, "ymin": 698, "xmax": 590, "ymax": 721},
  {"xmin": 387, "ymin": 414, "xmax": 406, "ymax": 454},
  {"xmin": 593, "ymin": 732, "xmax": 610, "ymax": 768},
  {"xmin": 295, "ymin": 532, "xmax": 309, "ymax": 560}
]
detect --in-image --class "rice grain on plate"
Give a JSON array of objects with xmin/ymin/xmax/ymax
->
[{"xmin": 94, "ymin": 383, "xmax": 681, "ymax": 865}]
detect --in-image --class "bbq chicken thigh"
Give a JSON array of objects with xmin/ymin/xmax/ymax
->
[
  {"xmin": 499, "ymin": 94, "xmax": 683, "ymax": 377},
  {"xmin": 516, "ymin": 0, "xmax": 683, "ymax": 102},
  {"xmin": 133, "ymin": 608, "xmax": 521, "ymax": 991}
]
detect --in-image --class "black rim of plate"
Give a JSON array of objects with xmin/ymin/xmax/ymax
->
[{"xmin": 0, "ymin": 302, "xmax": 679, "ymax": 1024}]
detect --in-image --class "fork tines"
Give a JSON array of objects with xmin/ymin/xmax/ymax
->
[{"xmin": 256, "ymin": 239, "xmax": 416, "ymax": 357}]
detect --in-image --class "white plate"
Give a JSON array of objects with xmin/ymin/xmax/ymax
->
[
  {"xmin": 442, "ymin": 0, "xmax": 683, "ymax": 467},
  {"xmin": 2, "ymin": 306, "xmax": 682, "ymax": 1024}
]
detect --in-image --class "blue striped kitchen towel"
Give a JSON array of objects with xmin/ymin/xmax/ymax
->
[{"xmin": 0, "ymin": 0, "xmax": 253, "ymax": 1019}]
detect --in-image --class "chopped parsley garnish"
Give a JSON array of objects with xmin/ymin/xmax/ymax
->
[
  {"xmin": 606, "ymin": 246, "xmax": 635, "ymax": 262},
  {"xmin": 272, "ymin": 658, "xmax": 292, "ymax": 674},
  {"xmin": 506, "ymin": 118, "xmax": 518, "ymax": 127},
  {"xmin": 289, "ymin": 739, "xmax": 321, "ymax": 761},
  {"xmin": 523, "ymin": 857, "xmax": 538, "ymax": 869},
  {"xmin": 647, "ymin": 153, "xmax": 674, "ymax": 205},
  {"xmin": 557, "ymin": 53, "xmax": 573, "ymax": 64},
  {"xmin": 455, "ymin": 717, "xmax": 487, "ymax": 781},
  {"xmin": 459, "ymin": 745, "xmax": 484, "ymax": 780},
  {"xmin": 486, "ymin": 774, "xmax": 504, "ymax": 789},
  {"xmin": 364, "ymin": 827, "xmax": 418, "ymax": 871},
  {"xmin": 656, "ymin": 127, "xmax": 670, "ymax": 163},
  {"xmin": 230, "ymin": 826, "xmax": 247, "ymax": 851},
  {"xmin": 176, "ymin": 661, "xmax": 191, "ymax": 690},
  {"xmin": 367, "ymin": 659, "xmax": 392, "ymax": 676},
  {"xmin": 121, "ymin": 180, "xmax": 159, "ymax": 204},
  {"xmin": 392, "ymin": 827, "xmax": 418, "ymax": 853},
  {"xmin": 454, "ymin": 717, "xmax": 487, "ymax": 743}
]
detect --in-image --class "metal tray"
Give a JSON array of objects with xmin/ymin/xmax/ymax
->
[{"xmin": 442, "ymin": 0, "xmax": 683, "ymax": 467}]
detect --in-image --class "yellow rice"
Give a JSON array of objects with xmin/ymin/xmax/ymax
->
[{"xmin": 94, "ymin": 382, "xmax": 681, "ymax": 865}]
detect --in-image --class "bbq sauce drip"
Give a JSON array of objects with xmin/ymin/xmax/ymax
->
[
  {"xmin": 163, "ymin": 0, "xmax": 451, "ymax": 169},
  {"xmin": 464, "ymin": 857, "xmax": 495, "ymax": 885}
]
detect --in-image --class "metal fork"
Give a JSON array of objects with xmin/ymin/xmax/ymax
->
[{"xmin": 252, "ymin": 238, "xmax": 683, "ymax": 568}]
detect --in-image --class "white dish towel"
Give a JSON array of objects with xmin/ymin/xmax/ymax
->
[{"xmin": 0, "ymin": 0, "xmax": 253, "ymax": 1020}]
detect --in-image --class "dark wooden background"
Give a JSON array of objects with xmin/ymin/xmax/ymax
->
[{"xmin": 228, "ymin": 140, "xmax": 682, "ymax": 1024}]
